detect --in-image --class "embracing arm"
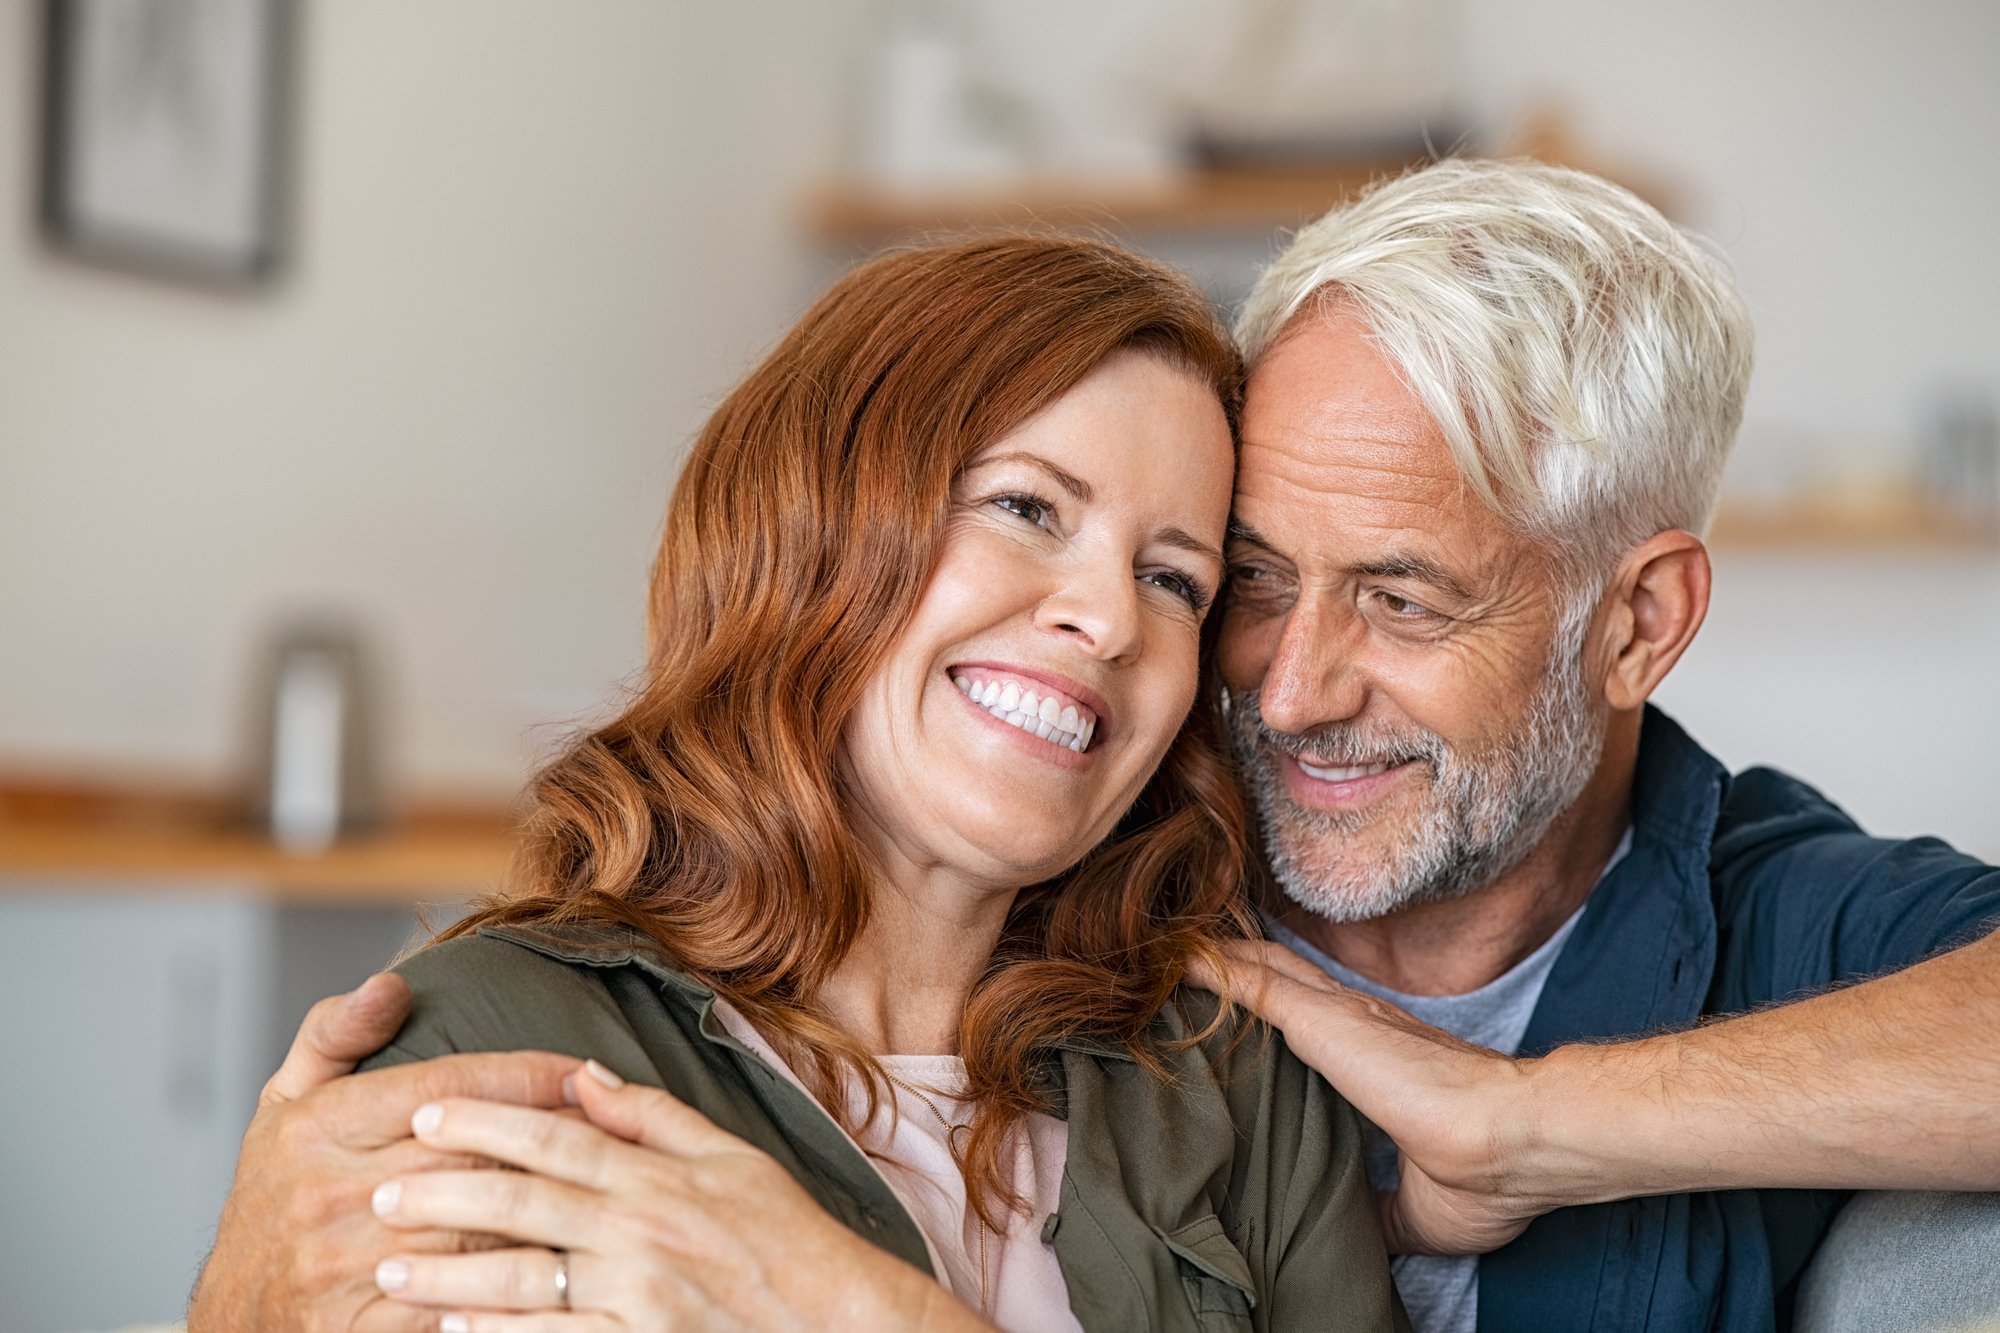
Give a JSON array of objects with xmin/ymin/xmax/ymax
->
[
  {"xmin": 1199, "ymin": 925, "xmax": 2000, "ymax": 1256},
  {"xmin": 188, "ymin": 976, "xmax": 583, "ymax": 1333}
]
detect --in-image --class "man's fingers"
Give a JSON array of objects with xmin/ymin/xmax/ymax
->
[
  {"xmin": 376, "ymin": 1246, "xmax": 571, "ymax": 1311},
  {"xmin": 568, "ymin": 1060, "xmax": 756, "ymax": 1159},
  {"xmin": 262, "ymin": 973, "xmax": 413, "ymax": 1106},
  {"xmin": 1221, "ymin": 938, "xmax": 1355, "ymax": 993},
  {"xmin": 312, "ymin": 1053, "xmax": 587, "ymax": 1149}
]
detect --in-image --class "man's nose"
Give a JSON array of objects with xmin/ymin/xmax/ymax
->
[{"xmin": 1254, "ymin": 600, "xmax": 1368, "ymax": 735}]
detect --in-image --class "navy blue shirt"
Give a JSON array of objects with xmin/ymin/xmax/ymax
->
[{"xmin": 1480, "ymin": 707, "xmax": 2000, "ymax": 1333}]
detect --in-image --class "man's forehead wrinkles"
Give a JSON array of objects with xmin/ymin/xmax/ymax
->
[
  {"xmin": 1238, "ymin": 433, "xmax": 1461, "ymax": 509},
  {"xmin": 1232, "ymin": 461, "xmax": 1456, "ymax": 541}
]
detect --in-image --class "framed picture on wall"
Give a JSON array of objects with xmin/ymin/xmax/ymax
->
[{"xmin": 40, "ymin": 0, "xmax": 293, "ymax": 284}]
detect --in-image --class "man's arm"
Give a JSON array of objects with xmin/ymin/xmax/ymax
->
[
  {"xmin": 1197, "ymin": 927, "xmax": 2000, "ymax": 1256},
  {"xmin": 188, "ymin": 976, "xmax": 582, "ymax": 1333}
]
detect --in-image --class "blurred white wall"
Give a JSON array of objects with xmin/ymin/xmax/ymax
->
[
  {"xmin": 1458, "ymin": 0, "xmax": 2000, "ymax": 457},
  {"xmin": 0, "ymin": 0, "xmax": 868, "ymax": 797},
  {"xmin": 1453, "ymin": 0, "xmax": 2000, "ymax": 855},
  {"xmin": 0, "ymin": 0, "xmax": 1994, "ymax": 854}
]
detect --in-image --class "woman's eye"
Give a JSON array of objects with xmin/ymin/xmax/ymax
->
[
  {"xmin": 993, "ymin": 494, "xmax": 1053, "ymax": 528},
  {"xmin": 1142, "ymin": 570, "xmax": 1210, "ymax": 612}
]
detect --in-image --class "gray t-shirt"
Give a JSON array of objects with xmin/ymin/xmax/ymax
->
[{"xmin": 1264, "ymin": 829, "xmax": 1630, "ymax": 1333}]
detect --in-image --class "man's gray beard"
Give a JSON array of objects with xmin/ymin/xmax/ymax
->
[{"xmin": 1225, "ymin": 627, "xmax": 1606, "ymax": 924}]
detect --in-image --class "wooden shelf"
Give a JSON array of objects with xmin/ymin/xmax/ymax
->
[
  {"xmin": 0, "ymin": 775, "xmax": 516, "ymax": 901},
  {"xmin": 803, "ymin": 113, "xmax": 1682, "ymax": 248},
  {"xmin": 1709, "ymin": 499, "xmax": 2000, "ymax": 552},
  {"xmin": 804, "ymin": 159, "xmax": 1425, "ymax": 246}
]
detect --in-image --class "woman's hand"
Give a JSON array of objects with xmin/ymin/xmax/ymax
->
[{"xmin": 369, "ymin": 1060, "xmax": 997, "ymax": 1333}]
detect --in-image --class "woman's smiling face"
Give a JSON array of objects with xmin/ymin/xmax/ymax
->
[{"xmin": 839, "ymin": 348, "xmax": 1235, "ymax": 894}]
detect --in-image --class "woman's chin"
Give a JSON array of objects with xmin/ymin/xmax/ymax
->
[{"xmin": 952, "ymin": 821, "xmax": 1109, "ymax": 887}]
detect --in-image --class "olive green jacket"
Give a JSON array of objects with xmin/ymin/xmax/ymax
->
[{"xmin": 364, "ymin": 924, "xmax": 1407, "ymax": 1333}]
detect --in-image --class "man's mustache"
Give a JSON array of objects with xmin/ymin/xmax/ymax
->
[{"xmin": 1232, "ymin": 692, "xmax": 1447, "ymax": 773}]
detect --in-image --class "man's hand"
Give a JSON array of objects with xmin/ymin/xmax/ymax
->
[
  {"xmin": 1195, "ymin": 930, "xmax": 2000, "ymax": 1257},
  {"xmin": 188, "ymin": 976, "xmax": 584, "ymax": 1333},
  {"xmin": 260, "ymin": 973, "xmax": 414, "ymax": 1107},
  {"xmin": 1191, "ymin": 941, "xmax": 1556, "ymax": 1255}
]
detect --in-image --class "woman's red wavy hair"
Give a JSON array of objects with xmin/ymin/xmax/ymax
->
[{"xmin": 448, "ymin": 235, "xmax": 1253, "ymax": 1222}]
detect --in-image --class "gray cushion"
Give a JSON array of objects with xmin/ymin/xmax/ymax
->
[{"xmin": 1795, "ymin": 1191, "xmax": 2000, "ymax": 1333}]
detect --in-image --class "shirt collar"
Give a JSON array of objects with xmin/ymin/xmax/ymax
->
[{"xmin": 1514, "ymin": 705, "xmax": 1729, "ymax": 1054}]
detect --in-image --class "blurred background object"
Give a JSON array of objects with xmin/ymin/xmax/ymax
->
[
  {"xmin": 0, "ymin": 0, "xmax": 1995, "ymax": 1328},
  {"xmin": 246, "ymin": 613, "xmax": 383, "ymax": 853},
  {"xmin": 1919, "ymin": 386, "xmax": 2000, "ymax": 537},
  {"xmin": 41, "ymin": 0, "xmax": 291, "ymax": 282}
]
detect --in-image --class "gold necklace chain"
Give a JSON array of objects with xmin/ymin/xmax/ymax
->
[{"xmin": 883, "ymin": 1071, "xmax": 990, "ymax": 1317}]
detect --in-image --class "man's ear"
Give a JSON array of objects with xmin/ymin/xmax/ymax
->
[{"xmin": 1600, "ymin": 530, "xmax": 1711, "ymax": 711}]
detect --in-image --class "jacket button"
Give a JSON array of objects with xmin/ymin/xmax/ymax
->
[{"xmin": 1040, "ymin": 1212, "xmax": 1061, "ymax": 1242}]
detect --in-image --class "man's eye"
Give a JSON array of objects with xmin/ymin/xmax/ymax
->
[
  {"xmin": 994, "ymin": 494, "xmax": 1052, "ymax": 528},
  {"xmin": 1228, "ymin": 564, "xmax": 1278, "ymax": 595},
  {"xmin": 1375, "ymin": 590, "xmax": 1435, "ymax": 618}
]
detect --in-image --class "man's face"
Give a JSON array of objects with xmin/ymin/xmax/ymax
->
[{"xmin": 1219, "ymin": 307, "xmax": 1606, "ymax": 922}]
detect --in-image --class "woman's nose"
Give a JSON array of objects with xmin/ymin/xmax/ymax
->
[{"xmin": 1034, "ymin": 560, "xmax": 1144, "ymax": 662}]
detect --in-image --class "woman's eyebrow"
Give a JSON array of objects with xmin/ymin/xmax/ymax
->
[
  {"xmin": 1158, "ymin": 527, "xmax": 1223, "ymax": 562},
  {"xmin": 972, "ymin": 451, "xmax": 1093, "ymax": 501}
]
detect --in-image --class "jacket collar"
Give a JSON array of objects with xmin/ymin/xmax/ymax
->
[
  {"xmin": 1515, "ymin": 705, "xmax": 1728, "ymax": 1055},
  {"xmin": 478, "ymin": 920, "xmax": 1139, "ymax": 1062}
]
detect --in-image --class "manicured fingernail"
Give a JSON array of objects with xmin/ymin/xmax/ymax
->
[
  {"xmin": 584, "ymin": 1059, "xmax": 624, "ymax": 1089},
  {"xmin": 375, "ymin": 1258, "xmax": 409, "ymax": 1291},
  {"xmin": 440, "ymin": 1316, "xmax": 470, "ymax": 1333},
  {"xmin": 411, "ymin": 1102, "xmax": 445, "ymax": 1135},
  {"xmin": 371, "ymin": 1180, "xmax": 402, "ymax": 1217}
]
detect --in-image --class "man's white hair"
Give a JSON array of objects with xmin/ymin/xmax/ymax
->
[{"xmin": 1237, "ymin": 158, "xmax": 1755, "ymax": 577}]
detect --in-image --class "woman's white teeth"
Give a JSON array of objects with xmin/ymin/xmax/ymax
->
[
  {"xmin": 951, "ymin": 673, "xmax": 1096, "ymax": 752},
  {"xmin": 1299, "ymin": 759, "xmax": 1392, "ymax": 782}
]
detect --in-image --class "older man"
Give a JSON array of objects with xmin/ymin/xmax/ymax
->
[
  {"xmin": 1204, "ymin": 158, "xmax": 2000, "ymax": 1332},
  {"xmin": 191, "ymin": 161, "xmax": 2000, "ymax": 1333}
]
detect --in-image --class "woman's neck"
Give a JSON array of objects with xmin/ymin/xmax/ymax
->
[{"xmin": 818, "ymin": 861, "xmax": 1019, "ymax": 1057}]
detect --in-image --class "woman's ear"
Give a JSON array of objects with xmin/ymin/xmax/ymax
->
[{"xmin": 1601, "ymin": 530, "xmax": 1712, "ymax": 711}]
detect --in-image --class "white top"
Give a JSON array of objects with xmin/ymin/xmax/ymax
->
[{"xmin": 711, "ymin": 998, "xmax": 1084, "ymax": 1333}]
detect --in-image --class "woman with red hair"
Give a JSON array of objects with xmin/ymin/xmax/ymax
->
[{"xmin": 358, "ymin": 236, "xmax": 1400, "ymax": 1332}]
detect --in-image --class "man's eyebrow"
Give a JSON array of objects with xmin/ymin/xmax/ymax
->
[
  {"xmin": 1227, "ymin": 522, "xmax": 1475, "ymax": 599},
  {"xmin": 969, "ymin": 452, "xmax": 1092, "ymax": 501},
  {"xmin": 1226, "ymin": 518, "xmax": 1276, "ymax": 552},
  {"xmin": 1354, "ymin": 555, "xmax": 1475, "ymax": 601},
  {"xmin": 1157, "ymin": 526, "xmax": 1223, "ymax": 563}
]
